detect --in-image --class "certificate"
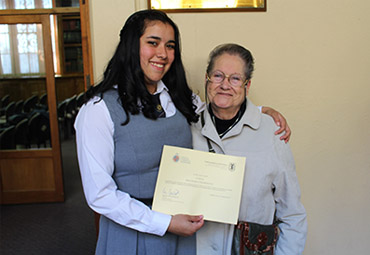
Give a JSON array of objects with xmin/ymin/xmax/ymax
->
[{"xmin": 152, "ymin": 145, "xmax": 246, "ymax": 225}]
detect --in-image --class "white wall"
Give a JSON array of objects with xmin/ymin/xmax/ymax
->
[{"xmin": 90, "ymin": 1, "xmax": 370, "ymax": 254}]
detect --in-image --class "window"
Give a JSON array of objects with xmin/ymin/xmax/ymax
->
[
  {"xmin": 0, "ymin": 0, "xmax": 52, "ymax": 9},
  {"xmin": 0, "ymin": 23, "xmax": 45, "ymax": 76},
  {"xmin": 0, "ymin": 0, "xmax": 52, "ymax": 77}
]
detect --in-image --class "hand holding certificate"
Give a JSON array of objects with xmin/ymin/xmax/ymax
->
[{"xmin": 152, "ymin": 145, "xmax": 246, "ymax": 225}]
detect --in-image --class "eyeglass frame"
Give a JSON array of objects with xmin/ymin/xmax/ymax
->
[{"xmin": 206, "ymin": 70, "xmax": 249, "ymax": 87}]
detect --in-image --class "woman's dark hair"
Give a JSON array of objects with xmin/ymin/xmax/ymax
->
[
  {"xmin": 206, "ymin": 43, "xmax": 255, "ymax": 80},
  {"xmin": 85, "ymin": 10, "xmax": 198, "ymax": 124}
]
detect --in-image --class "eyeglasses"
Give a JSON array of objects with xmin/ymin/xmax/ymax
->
[{"xmin": 207, "ymin": 70, "xmax": 248, "ymax": 87}]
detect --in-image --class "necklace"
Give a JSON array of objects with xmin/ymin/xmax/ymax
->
[
  {"xmin": 209, "ymin": 100, "xmax": 246, "ymax": 138},
  {"xmin": 212, "ymin": 109, "xmax": 242, "ymax": 138}
]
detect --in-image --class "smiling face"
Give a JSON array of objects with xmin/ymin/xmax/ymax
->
[
  {"xmin": 207, "ymin": 53, "xmax": 250, "ymax": 119},
  {"xmin": 139, "ymin": 21, "xmax": 175, "ymax": 93}
]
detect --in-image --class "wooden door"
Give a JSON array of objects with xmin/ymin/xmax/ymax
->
[{"xmin": 0, "ymin": 14, "xmax": 64, "ymax": 204}]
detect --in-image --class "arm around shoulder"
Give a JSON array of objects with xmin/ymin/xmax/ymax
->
[{"xmin": 261, "ymin": 106, "xmax": 291, "ymax": 143}]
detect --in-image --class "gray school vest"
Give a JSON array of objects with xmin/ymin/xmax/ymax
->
[
  {"xmin": 103, "ymin": 89, "xmax": 192, "ymax": 198},
  {"xmin": 96, "ymin": 89, "xmax": 195, "ymax": 255}
]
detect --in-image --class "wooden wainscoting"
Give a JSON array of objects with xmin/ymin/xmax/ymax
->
[{"xmin": 0, "ymin": 149, "xmax": 64, "ymax": 204}]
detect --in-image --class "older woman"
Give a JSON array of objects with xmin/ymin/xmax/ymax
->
[{"xmin": 192, "ymin": 44, "xmax": 307, "ymax": 255}]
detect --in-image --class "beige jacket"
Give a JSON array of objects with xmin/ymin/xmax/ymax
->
[{"xmin": 192, "ymin": 98, "xmax": 307, "ymax": 255}]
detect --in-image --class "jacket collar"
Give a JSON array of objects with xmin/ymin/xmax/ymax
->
[{"xmin": 201, "ymin": 97, "xmax": 261, "ymax": 141}]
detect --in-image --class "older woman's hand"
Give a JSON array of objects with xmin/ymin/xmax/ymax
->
[{"xmin": 261, "ymin": 106, "xmax": 291, "ymax": 143}]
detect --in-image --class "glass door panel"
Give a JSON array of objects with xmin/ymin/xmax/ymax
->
[{"xmin": 0, "ymin": 23, "xmax": 51, "ymax": 150}]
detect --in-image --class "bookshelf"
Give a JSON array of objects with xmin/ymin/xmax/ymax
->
[{"xmin": 58, "ymin": 15, "xmax": 83, "ymax": 74}]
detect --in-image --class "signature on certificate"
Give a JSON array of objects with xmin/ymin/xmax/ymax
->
[{"xmin": 162, "ymin": 186, "xmax": 180, "ymax": 198}]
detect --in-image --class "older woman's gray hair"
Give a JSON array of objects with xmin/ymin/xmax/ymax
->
[{"xmin": 206, "ymin": 43, "xmax": 255, "ymax": 81}]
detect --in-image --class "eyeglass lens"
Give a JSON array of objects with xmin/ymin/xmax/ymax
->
[{"xmin": 209, "ymin": 71, "xmax": 244, "ymax": 86}]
